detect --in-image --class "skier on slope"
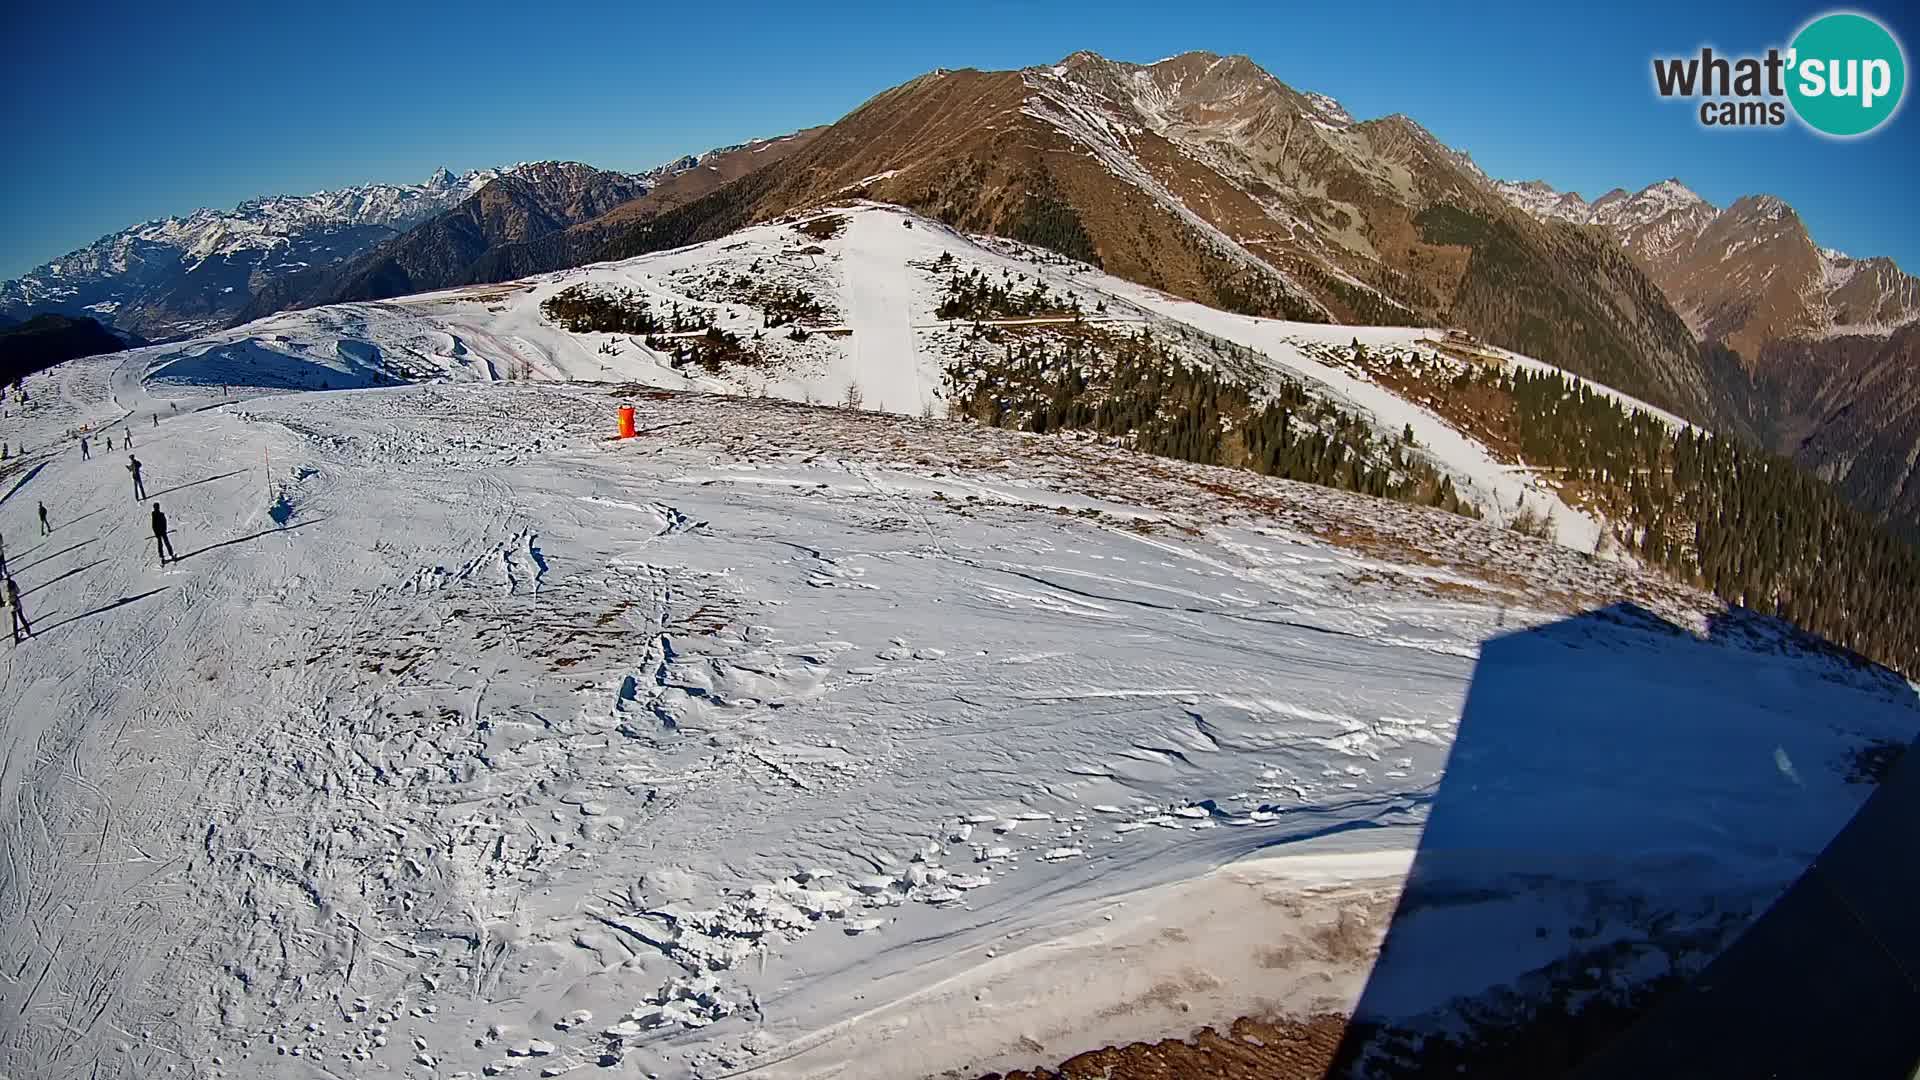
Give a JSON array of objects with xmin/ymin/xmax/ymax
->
[
  {"xmin": 37, "ymin": 502, "xmax": 49, "ymax": 536},
  {"xmin": 151, "ymin": 503, "xmax": 177, "ymax": 565},
  {"xmin": 0, "ymin": 530, "xmax": 8, "ymax": 578},
  {"xmin": 5, "ymin": 577, "xmax": 27, "ymax": 642},
  {"xmin": 80, "ymin": 435, "xmax": 90, "ymax": 460},
  {"xmin": 125, "ymin": 427, "xmax": 133, "ymax": 449},
  {"xmin": 128, "ymin": 455, "xmax": 146, "ymax": 501}
]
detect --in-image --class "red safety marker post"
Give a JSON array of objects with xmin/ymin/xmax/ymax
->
[{"xmin": 617, "ymin": 405, "xmax": 636, "ymax": 439}]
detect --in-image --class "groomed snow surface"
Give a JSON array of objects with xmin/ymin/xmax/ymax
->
[
  {"xmin": 2, "ymin": 215, "xmax": 1916, "ymax": 1080},
  {"xmin": 3, "ymin": 342, "xmax": 1920, "ymax": 1076}
]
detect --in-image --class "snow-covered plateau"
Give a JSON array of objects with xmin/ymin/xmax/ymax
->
[{"xmin": 1, "ymin": 204, "xmax": 1915, "ymax": 1080}]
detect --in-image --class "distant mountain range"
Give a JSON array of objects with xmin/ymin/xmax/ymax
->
[
  {"xmin": 0, "ymin": 149, "xmax": 786, "ymax": 342},
  {"xmin": 1492, "ymin": 177, "xmax": 1920, "ymax": 352},
  {"xmin": 5, "ymin": 51, "xmax": 1918, "ymax": 534},
  {"xmin": 233, "ymin": 131, "xmax": 823, "ymax": 321},
  {"xmin": 1492, "ymin": 176, "xmax": 1920, "ymax": 533},
  {"xmin": 0, "ymin": 167, "xmax": 506, "ymax": 339}
]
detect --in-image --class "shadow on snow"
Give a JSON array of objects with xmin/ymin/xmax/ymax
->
[
  {"xmin": 173, "ymin": 517, "xmax": 324, "ymax": 563},
  {"xmin": 24, "ymin": 587, "xmax": 170, "ymax": 639},
  {"xmin": 22, "ymin": 559, "xmax": 103, "ymax": 599},
  {"xmin": 1322, "ymin": 602, "xmax": 1920, "ymax": 1079},
  {"xmin": 8, "ymin": 535, "xmax": 100, "ymax": 575},
  {"xmin": 145, "ymin": 469, "xmax": 249, "ymax": 502}
]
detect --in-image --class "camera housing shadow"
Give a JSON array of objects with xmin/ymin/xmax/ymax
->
[{"xmin": 1324, "ymin": 603, "xmax": 1920, "ymax": 1078}]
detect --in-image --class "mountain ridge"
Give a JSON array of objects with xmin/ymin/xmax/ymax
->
[
  {"xmin": 1492, "ymin": 174, "xmax": 1920, "ymax": 347},
  {"xmin": 231, "ymin": 161, "xmax": 659, "ymax": 318},
  {"xmin": 0, "ymin": 167, "xmax": 508, "ymax": 339},
  {"xmin": 0, "ymin": 153, "xmax": 746, "ymax": 342},
  {"xmin": 592, "ymin": 51, "xmax": 1716, "ymax": 425},
  {"xmin": 242, "ymin": 131, "xmax": 828, "ymax": 318},
  {"xmin": 1494, "ymin": 173, "xmax": 1920, "ymax": 534}
]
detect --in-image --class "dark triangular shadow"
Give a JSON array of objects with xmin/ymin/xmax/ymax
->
[
  {"xmin": 1320, "ymin": 602, "xmax": 1920, "ymax": 1078},
  {"xmin": 1568, "ymin": 724, "xmax": 1920, "ymax": 1077},
  {"xmin": 0, "ymin": 461, "xmax": 49, "ymax": 507}
]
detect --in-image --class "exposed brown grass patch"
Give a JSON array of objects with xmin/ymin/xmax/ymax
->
[{"xmin": 794, "ymin": 213, "xmax": 848, "ymax": 241}]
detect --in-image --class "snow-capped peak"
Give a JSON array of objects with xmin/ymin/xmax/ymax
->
[
  {"xmin": 0, "ymin": 165, "xmax": 513, "ymax": 339},
  {"xmin": 1303, "ymin": 91, "xmax": 1353, "ymax": 126},
  {"xmin": 1493, "ymin": 174, "xmax": 1720, "ymax": 265},
  {"xmin": 1640, "ymin": 177, "xmax": 1707, "ymax": 208},
  {"xmin": 1492, "ymin": 178, "xmax": 1591, "ymax": 223},
  {"xmin": 1589, "ymin": 178, "xmax": 1715, "ymax": 231}
]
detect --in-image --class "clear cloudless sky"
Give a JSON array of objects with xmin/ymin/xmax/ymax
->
[{"xmin": 2, "ymin": 0, "xmax": 1915, "ymax": 279}]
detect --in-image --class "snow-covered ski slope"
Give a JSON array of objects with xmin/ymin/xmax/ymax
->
[
  {"xmin": 105, "ymin": 203, "xmax": 1687, "ymax": 552},
  {"xmin": 1, "ymin": 341, "xmax": 1915, "ymax": 1080}
]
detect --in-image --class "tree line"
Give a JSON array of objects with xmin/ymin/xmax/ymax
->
[
  {"xmin": 1495, "ymin": 363, "xmax": 1920, "ymax": 675},
  {"xmin": 945, "ymin": 326, "xmax": 1473, "ymax": 517},
  {"xmin": 935, "ymin": 263, "xmax": 1083, "ymax": 321}
]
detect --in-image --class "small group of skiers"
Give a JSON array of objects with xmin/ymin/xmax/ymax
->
[
  {"xmin": 70, "ymin": 443, "xmax": 149, "ymax": 498},
  {"xmin": 78, "ymin": 425, "xmax": 134, "ymax": 461},
  {"xmin": 0, "ymin": 408, "xmax": 201, "ymax": 645},
  {"xmin": 3, "ymin": 502, "xmax": 178, "ymax": 645}
]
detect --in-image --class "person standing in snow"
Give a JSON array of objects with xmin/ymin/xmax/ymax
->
[
  {"xmin": 0, "ymin": 530, "xmax": 8, "ymax": 578},
  {"xmin": 128, "ymin": 455, "xmax": 146, "ymax": 501},
  {"xmin": 104, "ymin": 435, "xmax": 112, "ymax": 452},
  {"xmin": 80, "ymin": 435, "xmax": 90, "ymax": 460},
  {"xmin": 152, "ymin": 414, "xmax": 158, "ymax": 429},
  {"xmin": 5, "ymin": 577, "xmax": 27, "ymax": 642},
  {"xmin": 37, "ymin": 502, "xmax": 49, "ymax": 536},
  {"xmin": 151, "ymin": 503, "xmax": 177, "ymax": 565},
  {"xmin": 125, "ymin": 427, "xmax": 133, "ymax": 449}
]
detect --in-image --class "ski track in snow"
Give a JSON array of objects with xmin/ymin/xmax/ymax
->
[{"xmin": 1, "ymin": 245, "xmax": 1917, "ymax": 1080}]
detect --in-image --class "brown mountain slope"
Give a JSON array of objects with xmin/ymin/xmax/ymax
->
[
  {"xmin": 331, "ymin": 162, "xmax": 650, "ymax": 303},
  {"xmin": 1499, "ymin": 178, "xmax": 1920, "ymax": 359},
  {"xmin": 232, "ymin": 162, "xmax": 650, "ymax": 319},
  {"xmin": 1497, "ymin": 177, "xmax": 1920, "ymax": 534},
  {"xmin": 1662, "ymin": 195, "xmax": 1831, "ymax": 357},
  {"xmin": 232, "ymin": 139, "xmax": 822, "ymax": 321},
  {"xmin": 599, "ymin": 51, "xmax": 1718, "ymax": 423},
  {"xmin": 641, "ymin": 64, "xmax": 1332, "ymax": 320},
  {"xmin": 1704, "ymin": 326, "xmax": 1920, "ymax": 539},
  {"xmin": 461, "ymin": 129, "xmax": 826, "ymax": 284}
]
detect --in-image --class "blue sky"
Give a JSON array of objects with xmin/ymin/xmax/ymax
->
[{"xmin": 2, "ymin": 0, "xmax": 1914, "ymax": 280}]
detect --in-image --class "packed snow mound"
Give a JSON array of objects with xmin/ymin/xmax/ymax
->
[
  {"xmin": 102, "ymin": 203, "xmax": 1681, "ymax": 550},
  {"xmin": 1, "ymin": 348, "xmax": 1914, "ymax": 1080}
]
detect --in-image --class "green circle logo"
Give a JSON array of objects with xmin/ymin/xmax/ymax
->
[{"xmin": 1787, "ymin": 12, "xmax": 1906, "ymax": 136}]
